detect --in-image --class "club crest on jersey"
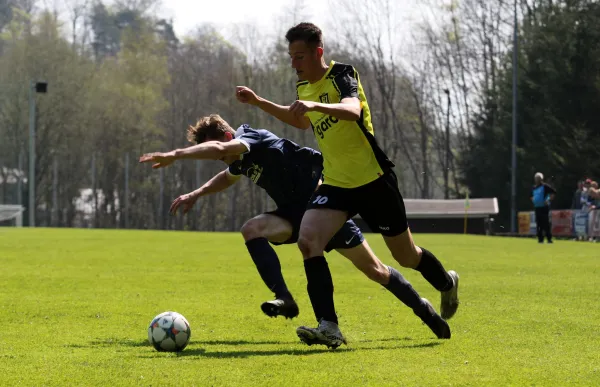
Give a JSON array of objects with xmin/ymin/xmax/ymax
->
[
  {"xmin": 319, "ymin": 93, "xmax": 330, "ymax": 104},
  {"xmin": 246, "ymin": 163, "xmax": 263, "ymax": 183}
]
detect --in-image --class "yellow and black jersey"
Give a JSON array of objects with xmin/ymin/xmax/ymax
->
[{"xmin": 296, "ymin": 60, "xmax": 394, "ymax": 188}]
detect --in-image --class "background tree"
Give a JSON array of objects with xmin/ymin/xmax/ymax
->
[
  {"xmin": 461, "ymin": 0, "xmax": 600, "ymax": 227},
  {"xmin": 2, "ymin": 0, "xmax": 598, "ymax": 230}
]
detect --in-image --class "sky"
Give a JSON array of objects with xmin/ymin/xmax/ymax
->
[
  {"xmin": 49, "ymin": 0, "xmax": 439, "ymax": 58},
  {"xmin": 51, "ymin": 0, "xmax": 441, "ymax": 68},
  {"xmin": 161, "ymin": 0, "xmax": 329, "ymax": 38},
  {"xmin": 157, "ymin": 0, "xmax": 433, "ymax": 44},
  {"xmin": 151, "ymin": 0, "xmax": 438, "ymax": 71}
]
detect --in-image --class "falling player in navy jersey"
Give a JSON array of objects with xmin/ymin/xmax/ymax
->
[{"xmin": 140, "ymin": 114, "xmax": 450, "ymax": 347}]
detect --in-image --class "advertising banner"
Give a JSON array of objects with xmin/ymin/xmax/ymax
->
[
  {"xmin": 529, "ymin": 211, "xmax": 537, "ymax": 235},
  {"xmin": 518, "ymin": 212, "xmax": 531, "ymax": 235},
  {"xmin": 551, "ymin": 210, "xmax": 574, "ymax": 236},
  {"xmin": 574, "ymin": 211, "xmax": 589, "ymax": 237}
]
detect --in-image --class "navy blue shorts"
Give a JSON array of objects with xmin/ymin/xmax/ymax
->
[{"xmin": 266, "ymin": 206, "xmax": 364, "ymax": 252}]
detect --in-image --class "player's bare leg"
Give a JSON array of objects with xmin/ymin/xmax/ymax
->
[
  {"xmin": 241, "ymin": 214, "xmax": 299, "ymax": 319},
  {"xmin": 335, "ymin": 239, "xmax": 390, "ymax": 284},
  {"xmin": 336, "ymin": 241, "xmax": 450, "ymax": 339},
  {"xmin": 297, "ymin": 209, "xmax": 348, "ymax": 259},
  {"xmin": 383, "ymin": 228, "xmax": 459, "ymax": 320},
  {"xmin": 296, "ymin": 209, "xmax": 348, "ymax": 349}
]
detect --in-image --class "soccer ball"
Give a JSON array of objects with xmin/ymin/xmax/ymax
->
[{"xmin": 147, "ymin": 311, "xmax": 191, "ymax": 352}]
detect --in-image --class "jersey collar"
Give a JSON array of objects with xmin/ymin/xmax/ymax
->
[{"xmin": 312, "ymin": 60, "xmax": 335, "ymax": 84}]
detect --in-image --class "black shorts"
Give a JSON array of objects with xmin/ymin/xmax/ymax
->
[
  {"xmin": 265, "ymin": 206, "xmax": 364, "ymax": 252},
  {"xmin": 306, "ymin": 170, "xmax": 408, "ymax": 237}
]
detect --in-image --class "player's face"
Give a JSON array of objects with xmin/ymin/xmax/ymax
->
[{"xmin": 288, "ymin": 40, "xmax": 320, "ymax": 81}]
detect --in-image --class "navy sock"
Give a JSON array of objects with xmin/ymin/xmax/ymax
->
[
  {"xmin": 304, "ymin": 256, "xmax": 338, "ymax": 324},
  {"xmin": 245, "ymin": 237, "xmax": 292, "ymax": 300},
  {"xmin": 415, "ymin": 248, "xmax": 453, "ymax": 292},
  {"xmin": 383, "ymin": 266, "xmax": 426, "ymax": 311}
]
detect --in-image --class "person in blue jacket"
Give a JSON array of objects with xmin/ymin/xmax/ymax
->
[{"xmin": 531, "ymin": 172, "xmax": 556, "ymax": 243}]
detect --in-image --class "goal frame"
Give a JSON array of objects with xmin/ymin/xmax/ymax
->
[{"xmin": 0, "ymin": 205, "xmax": 25, "ymax": 227}]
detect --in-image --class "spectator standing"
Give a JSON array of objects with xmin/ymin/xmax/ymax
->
[
  {"xmin": 531, "ymin": 172, "xmax": 556, "ymax": 244},
  {"xmin": 590, "ymin": 181, "xmax": 600, "ymax": 209},
  {"xmin": 571, "ymin": 180, "xmax": 584, "ymax": 210},
  {"xmin": 581, "ymin": 179, "xmax": 591, "ymax": 209}
]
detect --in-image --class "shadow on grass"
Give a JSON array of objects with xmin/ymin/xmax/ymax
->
[
  {"xmin": 138, "ymin": 339, "xmax": 442, "ymax": 359},
  {"xmin": 354, "ymin": 337, "xmax": 415, "ymax": 343},
  {"xmin": 172, "ymin": 347, "xmax": 354, "ymax": 358},
  {"xmin": 65, "ymin": 338, "xmax": 150, "ymax": 349},
  {"xmin": 399, "ymin": 342, "xmax": 442, "ymax": 349},
  {"xmin": 71, "ymin": 335, "xmax": 442, "ymax": 358},
  {"xmin": 194, "ymin": 339, "xmax": 299, "ymax": 346},
  {"xmin": 92, "ymin": 338, "xmax": 151, "ymax": 347},
  {"xmin": 195, "ymin": 336, "xmax": 419, "ymax": 346}
]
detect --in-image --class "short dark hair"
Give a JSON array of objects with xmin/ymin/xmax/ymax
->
[
  {"xmin": 187, "ymin": 114, "xmax": 235, "ymax": 144},
  {"xmin": 285, "ymin": 22, "xmax": 323, "ymax": 48}
]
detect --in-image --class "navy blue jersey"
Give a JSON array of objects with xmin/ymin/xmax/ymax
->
[{"xmin": 228, "ymin": 125, "xmax": 323, "ymax": 207}]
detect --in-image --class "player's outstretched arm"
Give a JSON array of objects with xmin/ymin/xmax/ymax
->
[
  {"xmin": 289, "ymin": 98, "xmax": 362, "ymax": 122},
  {"xmin": 236, "ymin": 86, "xmax": 311, "ymax": 130},
  {"xmin": 139, "ymin": 141, "xmax": 248, "ymax": 169},
  {"xmin": 289, "ymin": 68, "xmax": 363, "ymax": 122},
  {"xmin": 170, "ymin": 170, "xmax": 240, "ymax": 215}
]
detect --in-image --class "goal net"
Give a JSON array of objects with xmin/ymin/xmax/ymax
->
[{"xmin": 0, "ymin": 205, "xmax": 25, "ymax": 227}]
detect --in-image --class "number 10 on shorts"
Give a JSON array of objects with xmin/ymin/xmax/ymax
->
[{"xmin": 312, "ymin": 195, "xmax": 329, "ymax": 205}]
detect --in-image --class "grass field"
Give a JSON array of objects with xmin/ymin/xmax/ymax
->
[{"xmin": 1, "ymin": 228, "xmax": 599, "ymax": 386}]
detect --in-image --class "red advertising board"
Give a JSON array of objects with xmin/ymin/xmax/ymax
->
[{"xmin": 551, "ymin": 210, "xmax": 574, "ymax": 236}]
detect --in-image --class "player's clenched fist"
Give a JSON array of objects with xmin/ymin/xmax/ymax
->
[
  {"xmin": 289, "ymin": 100, "xmax": 316, "ymax": 117},
  {"xmin": 236, "ymin": 86, "xmax": 259, "ymax": 105}
]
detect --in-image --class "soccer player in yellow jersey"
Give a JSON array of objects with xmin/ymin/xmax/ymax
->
[{"xmin": 236, "ymin": 22, "xmax": 459, "ymax": 348}]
